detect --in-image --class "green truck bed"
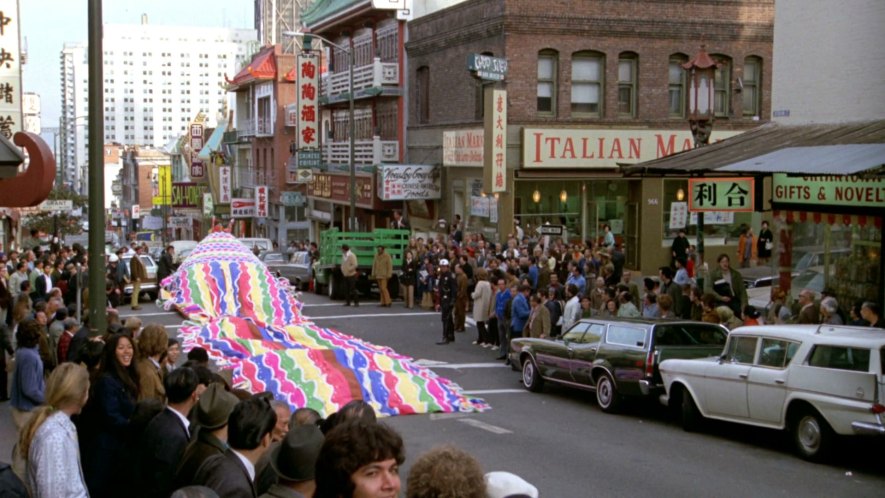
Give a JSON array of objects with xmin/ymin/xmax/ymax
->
[{"xmin": 314, "ymin": 228, "xmax": 410, "ymax": 299}]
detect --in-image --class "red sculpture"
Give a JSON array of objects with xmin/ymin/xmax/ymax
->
[{"xmin": 0, "ymin": 132, "xmax": 56, "ymax": 207}]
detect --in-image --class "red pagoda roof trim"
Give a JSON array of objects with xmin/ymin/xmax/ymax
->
[{"xmin": 227, "ymin": 46, "xmax": 278, "ymax": 86}]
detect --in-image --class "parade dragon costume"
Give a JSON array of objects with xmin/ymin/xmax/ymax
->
[{"xmin": 161, "ymin": 230, "xmax": 488, "ymax": 417}]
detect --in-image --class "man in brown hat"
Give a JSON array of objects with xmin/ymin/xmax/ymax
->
[
  {"xmin": 259, "ymin": 424, "xmax": 325, "ymax": 498},
  {"xmin": 174, "ymin": 383, "xmax": 239, "ymax": 489}
]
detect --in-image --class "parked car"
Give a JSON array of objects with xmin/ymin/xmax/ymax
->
[
  {"xmin": 746, "ymin": 265, "xmax": 833, "ymax": 311},
  {"xmin": 239, "ymin": 237, "xmax": 274, "ymax": 254},
  {"xmin": 170, "ymin": 240, "xmax": 199, "ymax": 263},
  {"xmin": 660, "ymin": 325, "xmax": 885, "ymax": 461},
  {"xmin": 260, "ymin": 251, "xmax": 311, "ymax": 290},
  {"xmin": 121, "ymin": 253, "xmax": 159, "ymax": 300},
  {"xmin": 509, "ymin": 318, "xmax": 729, "ymax": 413}
]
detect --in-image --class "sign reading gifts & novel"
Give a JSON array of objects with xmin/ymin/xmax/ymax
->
[{"xmin": 773, "ymin": 174, "xmax": 885, "ymax": 208}]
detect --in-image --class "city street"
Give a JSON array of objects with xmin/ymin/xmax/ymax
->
[{"xmin": 4, "ymin": 291, "xmax": 883, "ymax": 497}]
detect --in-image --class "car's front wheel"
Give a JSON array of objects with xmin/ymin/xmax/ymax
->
[
  {"xmin": 792, "ymin": 408, "xmax": 834, "ymax": 462},
  {"xmin": 596, "ymin": 373, "xmax": 622, "ymax": 413},
  {"xmin": 522, "ymin": 357, "xmax": 544, "ymax": 393}
]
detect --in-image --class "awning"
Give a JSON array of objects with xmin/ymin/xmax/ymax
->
[
  {"xmin": 774, "ymin": 209, "xmax": 882, "ymax": 228},
  {"xmin": 198, "ymin": 126, "xmax": 227, "ymax": 161},
  {"xmin": 719, "ymin": 144, "xmax": 885, "ymax": 174}
]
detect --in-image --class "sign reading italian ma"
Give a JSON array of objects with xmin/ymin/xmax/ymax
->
[
  {"xmin": 443, "ymin": 129, "xmax": 483, "ymax": 167},
  {"xmin": 523, "ymin": 128, "xmax": 741, "ymax": 168}
]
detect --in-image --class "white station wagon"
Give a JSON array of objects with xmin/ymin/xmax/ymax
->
[{"xmin": 659, "ymin": 325, "xmax": 885, "ymax": 461}]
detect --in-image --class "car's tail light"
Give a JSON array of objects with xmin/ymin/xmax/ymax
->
[
  {"xmin": 871, "ymin": 403, "xmax": 885, "ymax": 415},
  {"xmin": 645, "ymin": 349, "xmax": 655, "ymax": 378}
]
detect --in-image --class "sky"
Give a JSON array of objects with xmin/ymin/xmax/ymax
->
[{"xmin": 20, "ymin": 0, "xmax": 254, "ymax": 127}]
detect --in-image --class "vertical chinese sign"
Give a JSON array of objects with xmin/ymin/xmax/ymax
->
[
  {"xmin": 297, "ymin": 52, "xmax": 318, "ymax": 150},
  {"xmin": 483, "ymin": 87, "xmax": 507, "ymax": 194},
  {"xmin": 0, "ymin": 1, "xmax": 22, "ymax": 139},
  {"xmin": 218, "ymin": 165, "xmax": 232, "ymax": 204},
  {"xmin": 190, "ymin": 123, "xmax": 205, "ymax": 179},
  {"xmin": 255, "ymin": 185, "xmax": 269, "ymax": 218}
]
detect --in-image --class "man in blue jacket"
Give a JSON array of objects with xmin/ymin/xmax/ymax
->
[{"xmin": 507, "ymin": 285, "xmax": 532, "ymax": 365}]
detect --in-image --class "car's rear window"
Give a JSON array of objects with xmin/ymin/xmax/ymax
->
[
  {"xmin": 606, "ymin": 325, "xmax": 647, "ymax": 348},
  {"xmin": 808, "ymin": 345, "xmax": 871, "ymax": 372},
  {"xmin": 654, "ymin": 324, "xmax": 727, "ymax": 347}
]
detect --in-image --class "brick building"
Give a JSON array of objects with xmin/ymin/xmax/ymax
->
[{"xmin": 406, "ymin": 0, "xmax": 774, "ymax": 272}]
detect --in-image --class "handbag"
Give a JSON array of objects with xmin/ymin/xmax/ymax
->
[{"xmin": 765, "ymin": 241, "xmax": 773, "ymax": 250}]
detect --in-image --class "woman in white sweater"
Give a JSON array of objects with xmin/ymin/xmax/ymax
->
[{"xmin": 19, "ymin": 362, "xmax": 90, "ymax": 498}]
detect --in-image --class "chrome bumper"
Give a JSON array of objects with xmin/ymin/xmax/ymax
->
[
  {"xmin": 639, "ymin": 379, "xmax": 663, "ymax": 396},
  {"xmin": 851, "ymin": 421, "xmax": 885, "ymax": 435}
]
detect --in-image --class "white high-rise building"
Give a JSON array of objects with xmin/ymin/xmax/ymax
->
[
  {"xmin": 60, "ymin": 42, "xmax": 89, "ymax": 191},
  {"xmin": 60, "ymin": 16, "xmax": 258, "ymax": 193}
]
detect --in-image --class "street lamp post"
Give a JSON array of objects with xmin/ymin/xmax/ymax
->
[
  {"xmin": 683, "ymin": 46, "xmax": 720, "ymax": 268},
  {"xmin": 284, "ymin": 30, "xmax": 357, "ymax": 231}
]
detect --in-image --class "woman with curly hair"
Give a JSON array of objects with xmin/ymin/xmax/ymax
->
[
  {"xmin": 314, "ymin": 420, "xmax": 404, "ymax": 498},
  {"xmin": 406, "ymin": 445, "xmax": 485, "ymax": 498},
  {"xmin": 19, "ymin": 362, "xmax": 90, "ymax": 498}
]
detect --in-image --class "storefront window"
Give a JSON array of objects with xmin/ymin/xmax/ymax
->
[
  {"xmin": 785, "ymin": 218, "xmax": 881, "ymax": 311},
  {"xmin": 662, "ymin": 179, "xmax": 752, "ymax": 246}
]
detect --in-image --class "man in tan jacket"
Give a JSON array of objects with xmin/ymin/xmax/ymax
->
[
  {"xmin": 130, "ymin": 246, "xmax": 148, "ymax": 310},
  {"xmin": 371, "ymin": 246, "xmax": 393, "ymax": 307},
  {"xmin": 341, "ymin": 244, "xmax": 359, "ymax": 306}
]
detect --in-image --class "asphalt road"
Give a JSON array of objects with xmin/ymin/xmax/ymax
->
[{"xmin": 3, "ymin": 291, "xmax": 884, "ymax": 496}]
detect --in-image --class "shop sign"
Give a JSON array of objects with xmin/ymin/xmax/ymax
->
[
  {"xmin": 669, "ymin": 202, "xmax": 688, "ymax": 229},
  {"xmin": 297, "ymin": 52, "xmax": 319, "ymax": 149},
  {"xmin": 132, "ymin": 205, "xmax": 140, "ymax": 219},
  {"xmin": 307, "ymin": 173, "xmax": 374, "ymax": 208},
  {"xmin": 280, "ymin": 191, "xmax": 305, "ymax": 207},
  {"xmin": 141, "ymin": 215, "xmax": 163, "ymax": 230},
  {"xmin": 255, "ymin": 185, "xmax": 269, "ymax": 218},
  {"xmin": 152, "ymin": 165, "xmax": 173, "ymax": 205},
  {"xmin": 378, "ymin": 165, "xmax": 441, "ymax": 201},
  {"xmin": 309, "ymin": 209, "xmax": 332, "ymax": 223},
  {"xmin": 773, "ymin": 174, "xmax": 885, "ymax": 208},
  {"xmin": 298, "ymin": 149, "xmax": 321, "ymax": 170},
  {"xmin": 231, "ymin": 198, "xmax": 256, "ymax": 218},
  {"xmin": 202, "ymin": 193, "xmax": 214, "ymax": 217},
  {"xmin": 470, "ymin": 196, "xmax": 490, "ymax": 217},
  {"xmin": 171, "ymin": 182, "xmax": 207, "ymax": 209},
  {"xmin": 688, "ymin": 177, "xmax": 754, "ymax": 212},
  {"xmin": 523, "ymin": 128, "xmax": 742, "ymax": 168},
  {"xmin": 0, "ymin": 1, "xmax": 22, "ymax": 139},
  {"xmin": 218, "ymin": 166, "xmax": 232, "ymax": 203},
  {"xmin": 168, "ymin": 216, "xmax": 190, "ymax": 229},
  {"xmin": 484, "ymin": 88, "xmax": 507, "ymax": 193},
  {"xmin": 443, "ymin": 129, "xmax": 483, "ymax": 167},
  {"xmin": 190, "ymin": 160, "xmax": 204, "ymax": 179},
  {"xmin": 38, "ymin": 199, "xmax": 73, "ymax": 212},
  {"xmin": 467, "ymin": 54, "xmax": 508, "ymax": 81},
  {"xmin": 538, "ymin": 224, "xmax": 564, "ymax": 236}
]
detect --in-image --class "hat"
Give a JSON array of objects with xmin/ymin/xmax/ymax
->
[
  {"xmin": 109, "ymin": 254, "xmax": 119, "ymax": 263},
  {"xmin": 439, "ymin": 259, "xmax": 450, "ymax": 266},
  {"xmin": 196, "ymin": 383, "xmax": 239, "ymax": 430},
  {"xmin": 269, "ymin": 424, "xmax": 325, "ymax": 482},
  {"xmin": 484, "ymin": 471, "xmax": 539, "ymax": 498}
]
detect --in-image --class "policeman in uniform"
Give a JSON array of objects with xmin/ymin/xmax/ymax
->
[{"xmin": 435, "ymin": 259, "xmax": 457, "ymax": 345}]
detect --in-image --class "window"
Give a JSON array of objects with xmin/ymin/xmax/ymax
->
[
  {"xmin": 742, "ymin": 56, "xmax": 762, "ymax": 117},
  {"xmin": 571, "ymin": 52, "xmax": 604, "ymax": 116},
  {"xmin": 725, "ymin": 336, "xmax": 757, "ymax": 364},
  {"xmin": 809, "ymin": 346, "xmax": 871, "ymax": 372},
  {"xmin": 617, "ymin": 53, "xmax": 637, "ymax": 116},
  {"xmin": 562, "ymin": 322, "xmax": 589, "ymax": 341},
  {"xmin": 758, "ymin": 339, "xmax": 800, "ymax": 368},
  {"xmin": 712, "ymin": 54, "xmax": 731, "ymax": 116},
  {"xmin": 655, "ymin": 324, "xmax": 727, "ymax": 346},
  {"xmin": 537, "ymin": 50, "xmax": 557, "ymax": 114},
  {"xmin": 668, "ymin": 54, "xmax": 688, "ymax": 117},
  {"xmin": 416, "ymin": 66, "xmax": 430, "ymax": 124},
  {"xmin": 606, "ymin": 325, "xmax": 646, "ymax": 348}
]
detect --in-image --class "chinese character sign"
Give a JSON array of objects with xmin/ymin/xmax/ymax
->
[
  {"xmin": 256, "ymin": 185, "xmax": 269, "ymax": 218},
  {"xmin": 0, "ymin": 1, "xmax": 21, "ymax": 140},
  {"xmin": 218, "ymin": 166, "xmax": 232, "ymax": 203},
  {"xmin": 190, "ymin": 161, "xmax": 204, "ymax": 179},
  {"xmin": 483, "ymin": 87, "xmax": 507, "ymax": 194},
  {"xmin": 297, "ymin": 53, "xmax": 319, "ymax": 150},
  {"xmin": 688, "ymin": 177, "xmax": 754, "ymax": 212}
]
